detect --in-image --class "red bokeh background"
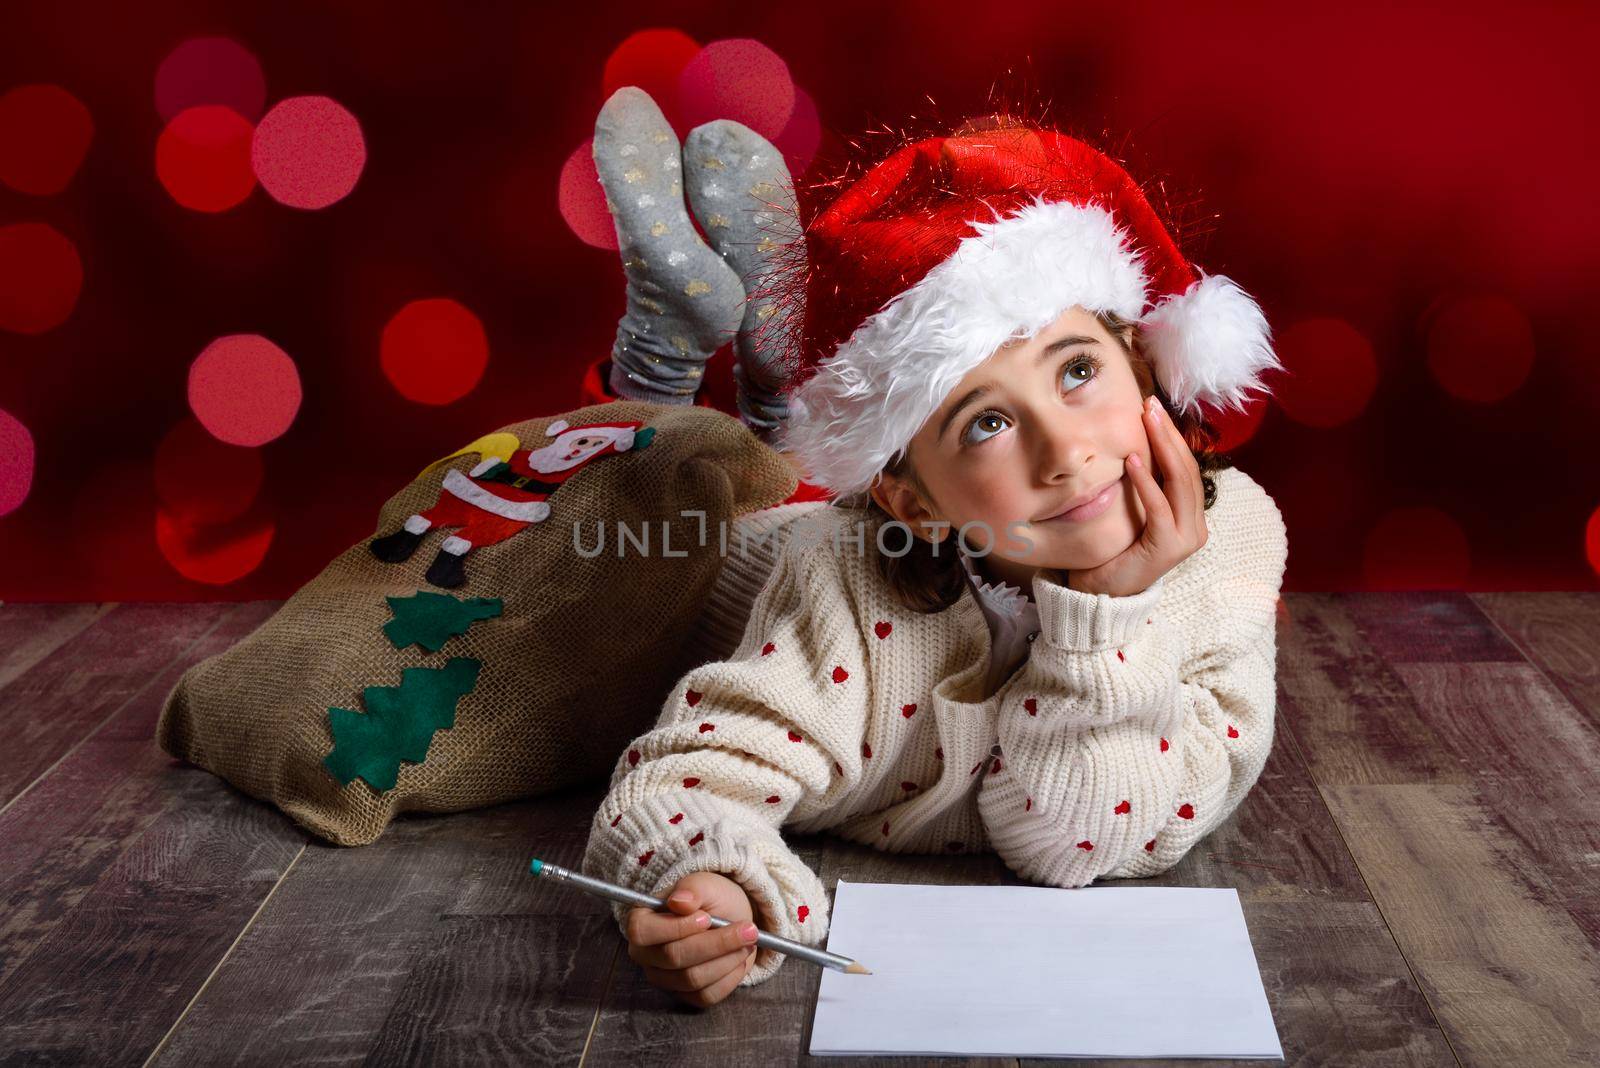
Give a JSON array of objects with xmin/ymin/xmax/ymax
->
[{"xmin": 2, "ymin": 0, "xmax": 1597, "ymax": 601}]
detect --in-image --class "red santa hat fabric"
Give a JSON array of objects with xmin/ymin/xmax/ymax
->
[{"xmin": 774, "ymin": 122, "xmax": 1282, "ymax": 501}]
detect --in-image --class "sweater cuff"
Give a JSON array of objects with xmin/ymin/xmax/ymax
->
[
  {"xmin": 598, "ymin": 794, "xmax": 832, "ymax": 987},
  {"xmin": 1031, "ymin": 572, "xmax": 1167, "ymax": 651}
]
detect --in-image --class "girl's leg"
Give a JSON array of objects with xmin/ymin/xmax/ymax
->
[
  {"xmin": 594, "ymin": 87, "xmax": 743, "ymax": 405},
  {"xmin": 681, "ymin": 120, "xmax": 801, "ymax": 444}
]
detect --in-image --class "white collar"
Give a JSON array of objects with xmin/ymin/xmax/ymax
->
[{"xmin": 959, "ymin": 552, "xmax": 1032, "ymax": 622}]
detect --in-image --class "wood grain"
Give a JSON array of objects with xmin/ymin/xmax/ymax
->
[
  {"xmin": 1322, "ymin": 783, "xmax": 1600, "ymax": 1066},
  {"xmin": 0, "ymin": 602, "xmax": 113, "ymax": 691},
  {"xmin": 1274, "ymin": 594, "xmax": 1473, "ymax": 786},
  {"xmin": 153, "ymin": 784, "xmax": 614, "ymax": 1067},
  {"xmin": 0, "ymin": 602, "xmax": 233, "ymax": 809},
  {"xmin": 2, "ymin": 594, "xmax": 1597, "ymax": 1066},
  {"xmin": 1471, "ymin": 592, "xmax": 1600, "ymax": 731},
  {"xmin": 0, "ymin": 602, "xmax": 298, "ymax": 1067},
  {"xmin": 1339, "ymin": 591, "xmax": 1525, "ymax": 664}
]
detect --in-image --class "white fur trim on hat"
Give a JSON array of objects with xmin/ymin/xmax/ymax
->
[
  {"xmin": 777, "ymin": 197, "xmax": 1146, "ymax": 499},
  {"xmin": 777, "ymin": 195, "xmax": 1279, "ymax": 500}
]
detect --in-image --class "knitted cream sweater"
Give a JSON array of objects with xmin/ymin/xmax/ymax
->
[{"xmin": 583, "ymin": 465, "xmax": 1288, "ymax": 986}]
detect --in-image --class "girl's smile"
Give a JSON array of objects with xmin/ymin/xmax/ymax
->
[{"xmin": 1036, "ymin": 474, "xmax": 1125, "ymax": 524}]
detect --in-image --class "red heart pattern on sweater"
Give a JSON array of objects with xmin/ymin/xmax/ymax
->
[
  {"xmin": 766, "ymin": 794, "xmax": 780, "ymax": 803},
  {"xmin": 934, "ymin": 746, "xmax": 944, "ymax": 760},
  {"xmin": 1159, "ymin": 737, "xmax": 1169, "ymax": 753},
  {"xmin": 881, "ymin": 820, "xmax": 891, "ymax": 836},
  {"xmin": 686, "ymin": 689, "xmax": 702, "ymax": 706},
  {"xmin": 611, "ymin": 813, "xmax": 622, "ymax": 827},
  {"xmin": 862, "ymin": 741, "xmax": 872, "ymax": 759},
  {"xmin": 638, "ymin": 850, "xmax": 654, "ymax": 865},
  {"xmin": 1144, "ymin": 839, "xmax": 1156, "ymax": 852},
  {"xmin": 834, "ymin": 761, "xmax": 843, "ymax": 775},
  {"xmin": 1116, "ymin": 650, "xmax": 1125, "ymax": 662},
  {"xmin": 668, "ymin": 812, "xmax": 684, "ymax": 824},
  {"xmin": 900, "ymin": 780, "xmax": 918, "ymax": 792},
  {"xmin": 991, "ymin": 758, "xmax": 1002, "ymax": 774},
  {"xmin": 698, "ymin": 722, "xmax": 715, "ymax": 733},
  {"xmin": 832, "ymin": 665, "xmax": 849, "ymax": 683},
  {"xmin": 1114, "ymin": 799, "xmax": 1131, "ymax": 814},
  {"xmin": 683, "ymin": 777, "xmax": 701, "ymax": 788},
  {"xmin": 1025, "ymin": 796, "xmax": 1033, "ymax": 812},
  {"xmin": 1177, "ymin": 803, "xmax": 1195, "ymax": 819},
  {"xmin": 788, "ymin": 730, "xmax": 803, "ymax": 742},
  {"xmin": 970, "ymin": 762, "xmax": 982, "ymax": 775},
  {"xmin": 902, "ymin": 703, "xmax": 917, "ymax": 718},
  {"xmin": 1227, "ymin": 724, "xmax": 1239, "ymax": 738},
  {"xmin": 1024, "ymin": 697, "xmax": 1037, "ymax": 716},
  {"xmin": 1076, "ymin": 841, "xmax": 1094, "ymax": 851},
  {"xmin": 628, "ymin": 749, "xmax": 640, "ymax": 766},
  {"xmin": 761, "ymin": 642, "xmax": 775, "ymax": 656},
  {"xmin": 875, "ymin": 620, "xmax": 892, "ymax": 639},
  {"xmin": 688, "ymin": 831, "xmax": 704, "ymax": 846},
  {"xmin": 797, "ymin": 904, "xmax": 810, "ymax": 923}
]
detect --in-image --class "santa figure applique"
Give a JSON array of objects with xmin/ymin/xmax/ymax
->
[{"xmin": 369, "ymin": 419, "xmax": 656, "ymax": 588}]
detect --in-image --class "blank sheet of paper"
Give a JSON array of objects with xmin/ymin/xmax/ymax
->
[{"xmin": 810, "ymin": 881, "xmax": 1283, "ymax": 1060}]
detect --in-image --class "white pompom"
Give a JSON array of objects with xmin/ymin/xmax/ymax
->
[{"xmin": 1140, "ymin": 272, "xmax": 1283, "ymax": 420}]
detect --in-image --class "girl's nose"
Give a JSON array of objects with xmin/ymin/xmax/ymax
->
[{"xmin": 1035, "ymin": 417, "xmax": 1092, "ymax": 484}]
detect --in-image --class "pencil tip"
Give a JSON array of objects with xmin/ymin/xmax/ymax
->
[{"xmin": 844, "ymin": 962, "xmax": 871, "ymax": 974}]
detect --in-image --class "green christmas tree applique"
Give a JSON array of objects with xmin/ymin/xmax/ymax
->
[
  {"xmin": 382, "ymin": 590, "xmax": 503, "ymax": 652},
  {"xmin": 324, "ymin": 657, "xmax": 482, "ymax": 791}
]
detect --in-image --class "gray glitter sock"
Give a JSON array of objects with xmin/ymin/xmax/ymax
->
[
  {"xmin": 594, "ymin": 87, "xmax": 743, "ymax": 404},
  {"xmin": 682, "ymin": 120, "xmax": 802, "ymax": 439}
]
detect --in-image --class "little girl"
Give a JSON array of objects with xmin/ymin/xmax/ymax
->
[{"xmin": 582, "ymin": 116, "xmax": 1288, "ymax": 1007}]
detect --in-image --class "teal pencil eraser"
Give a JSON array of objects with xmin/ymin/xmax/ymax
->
[{"xmin": 529, "ymin": 858, "xmax": 543, "ymax": 875}]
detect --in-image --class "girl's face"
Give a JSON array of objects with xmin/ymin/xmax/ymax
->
[{"xmin": 869, "ymin": 305, "xmax": 1156, "ymax": 589}]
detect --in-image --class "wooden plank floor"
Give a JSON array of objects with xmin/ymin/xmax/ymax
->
[{"xmin": 0, "ymin": 594, "xmax": 1597, "ymax": 1066}]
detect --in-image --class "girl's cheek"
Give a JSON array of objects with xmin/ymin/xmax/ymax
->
[{"xmin": 964, "ymin": 484, "xmax": 1021, "ymax": 533}]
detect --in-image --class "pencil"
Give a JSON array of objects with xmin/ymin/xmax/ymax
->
[{"xmin": 529, "ymin": 858, "xmax": 871, "ymax": 975}]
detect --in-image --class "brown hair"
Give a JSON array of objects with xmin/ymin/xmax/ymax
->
[{"xmin": 862, "ymin": 310, "xmax": 1235, "ymax": 613}]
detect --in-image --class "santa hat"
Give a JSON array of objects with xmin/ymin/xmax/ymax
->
[{"xmin": 773, "ymin": 122, "xmax": 1282, "ymax": 501}]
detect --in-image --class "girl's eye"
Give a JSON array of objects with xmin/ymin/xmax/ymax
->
[
  {"xmin": 1062, "ymin": 354, "xmax": 1101, "ymax": 389},
  {"xmin": 962, "ymin": 411, "xmax": 1011, "ymax": 446},
  {"xmin": 960, "ymin": 354, "xmax": 1102, "ymax": 447}
]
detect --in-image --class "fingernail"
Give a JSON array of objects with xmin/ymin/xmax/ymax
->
[
  {"xmin": 1128, "ymin": 452, "xmax": 1143, "ymax": 469},
  {"xmin": 739, "ymin": 922, "xmax": 759, "ymax": 941},
  {"xmin": 694, "ymin": 912, "xmax": 709, "ymax": 927},
  {"xmin": 669, "ymin": 891, "xmax": 691, "ymax": 903}
]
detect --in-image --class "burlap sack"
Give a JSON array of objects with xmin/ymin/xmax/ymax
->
[{"xmin": 156, "ymin": 400, "xmax": 797, "ymax": 845}]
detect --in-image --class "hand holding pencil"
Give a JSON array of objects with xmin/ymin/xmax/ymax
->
[
  {"xmin": 529, "ymin": 858, "xmax": 869, "ymax": 1008},
  {"xmin": 631, "ymin": 871, "xmax": 765, "ymax": 1007}
]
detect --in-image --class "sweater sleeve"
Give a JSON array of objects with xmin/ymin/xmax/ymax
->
[
  {"xmin": 976, "ymin": 486, "xmax": 1288, "ymax": 888},
  {"xmin": 581, "ymin": 536, "xmax": 867, "ymax": 986}
]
